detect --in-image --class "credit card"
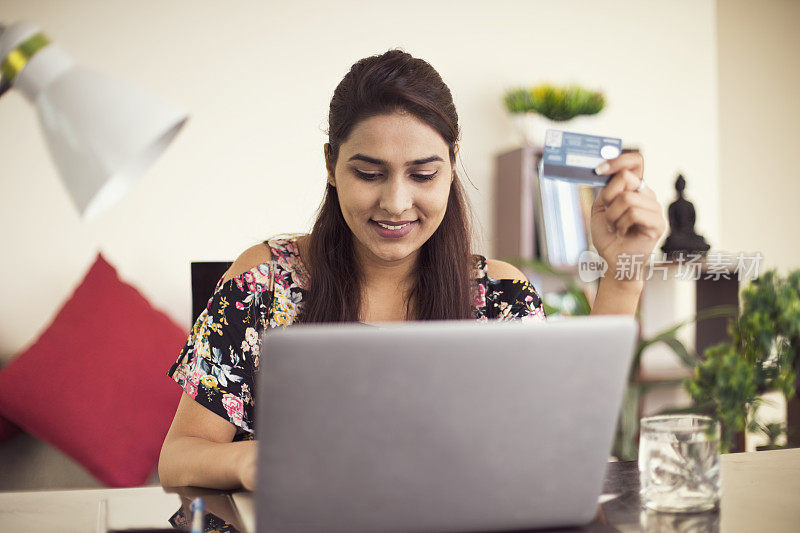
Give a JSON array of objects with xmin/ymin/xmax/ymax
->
[{"xmin": 539, "ymin": 129, "xmax": 622, "ymax": 187}]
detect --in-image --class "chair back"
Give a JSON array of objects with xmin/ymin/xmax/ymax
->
[{"xmin": 190, "ymin": 262, "xmax": 232, "ymax": 323}]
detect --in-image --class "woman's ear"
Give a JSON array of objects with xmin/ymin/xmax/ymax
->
[{"xmin": 324, "ymin": 143, "xmax": 336, "ymax": 187}]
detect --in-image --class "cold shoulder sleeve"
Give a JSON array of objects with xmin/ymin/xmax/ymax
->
[
  {"xmin": 487, "ymin": 278, "xmax": 547, "ymax": 322},
  {"xmin": 167, "ymin": 263, "xmax": 273, "ymax": 436},
  {"xmin": 474, "ymin": 256, "xmax": 546, "ymax": 322}
]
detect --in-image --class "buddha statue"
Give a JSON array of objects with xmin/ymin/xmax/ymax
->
[{"xmin": 661, "ymin": 174, "xmax": 710, "ymax": 259}]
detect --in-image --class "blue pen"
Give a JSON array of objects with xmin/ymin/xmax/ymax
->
[{"xmin": 190, "ymin": 497, "xmax": 204, "ymax": 533}]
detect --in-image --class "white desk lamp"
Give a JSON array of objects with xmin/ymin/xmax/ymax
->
[{"xmin": 0, "ymin": 21, "xmax": 188, "ymax": 220}]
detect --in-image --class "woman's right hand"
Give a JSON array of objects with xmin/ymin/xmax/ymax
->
[{"xmin": 236, "ymin": 440, "xmax": 258, "ymax": 491}]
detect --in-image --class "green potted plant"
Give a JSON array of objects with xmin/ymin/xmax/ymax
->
[
  {"xmin": 503, "ymin": 84, "xmax": 605, "ymax": 146},
  {"xmin": 685, "ymin": 269, "xmax": 800, "ymax": 452}
]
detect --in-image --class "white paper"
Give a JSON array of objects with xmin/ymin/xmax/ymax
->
[
  {"xmin": 232, "ymin": 491, "xmax": 255, "ymax": 533},
  {"xmin": 104, "ymin": 488, "xmax": 182, "ymax": 530}
]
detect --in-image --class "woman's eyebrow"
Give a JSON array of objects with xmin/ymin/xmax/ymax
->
[{"xmin": 347, "ymin": 154, "xmax": 444, "ymax": 166}]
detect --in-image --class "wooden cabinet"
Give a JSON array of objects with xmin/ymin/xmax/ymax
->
[{"xmin": 494, "ymin": 146, "xmax": 541, "ymax": 263}]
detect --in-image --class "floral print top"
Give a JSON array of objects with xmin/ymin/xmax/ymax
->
[{"xmin": 167, "ymin": 234, "xmax": 546, "ymax": 440}]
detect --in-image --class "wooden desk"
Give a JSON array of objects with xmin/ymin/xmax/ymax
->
[{"xmin": 1, "ymin": 448, "xmax": 798, "ymax": 532}]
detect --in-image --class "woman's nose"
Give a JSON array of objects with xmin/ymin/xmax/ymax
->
[{"xmin": 378, "ymin": 177, "xmax": 413, "ymax": 215}]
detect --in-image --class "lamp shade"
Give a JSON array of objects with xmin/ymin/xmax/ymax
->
[{"xmin": 1, "ymin": 22, "xmax": 188, "ymax": 219}]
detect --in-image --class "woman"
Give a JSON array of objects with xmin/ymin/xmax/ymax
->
[{"xmin": 158, "ymin": 50, "xmax": 666, "ymax": 490}]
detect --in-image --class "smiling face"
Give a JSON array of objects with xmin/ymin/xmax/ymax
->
[{"xmin": 326, "ymin": 111, "xmax": 454, "ymax": 266}]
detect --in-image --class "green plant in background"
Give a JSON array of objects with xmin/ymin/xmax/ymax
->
[
  {"xmin": 503, "ymin": 84, "xmax": 605, "ymax": 121},
  {"xmin": 685, "ymin": 269, "xmax": 800, "ymax": 452}
]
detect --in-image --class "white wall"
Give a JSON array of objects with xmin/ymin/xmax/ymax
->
[
  {"xmin": 0, "ymin": 1, "xmax": 719, "ymax": 361},
  {"xmin": 718, "ymin": 0, "xmax": 800, "ymax": 271}
]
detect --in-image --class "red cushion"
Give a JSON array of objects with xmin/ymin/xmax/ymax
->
[{"xmin": 0, "ymin": 254, "xmax": 186, "ymax": 487}]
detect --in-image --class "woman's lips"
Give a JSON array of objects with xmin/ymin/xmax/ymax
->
[{"xmin": 370, "ymin": 219, "xmax": 418, "ymax": 239}]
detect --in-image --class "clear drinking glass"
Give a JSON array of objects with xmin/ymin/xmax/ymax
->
[{"xmin": 638, "ymin": 415, "xmax": 721, "ymax": 513}]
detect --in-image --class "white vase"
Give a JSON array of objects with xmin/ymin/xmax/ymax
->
[
  {"xmin": 510, "ymin": 113, "xmax": 563, "ymax": 148},
  {"xmin": 563, "ymin": 115, "xmax": 601, "ymax": 136},
  {"xmin": 510, "ymin": 113, "xmax": 599, "ymax": 148}
]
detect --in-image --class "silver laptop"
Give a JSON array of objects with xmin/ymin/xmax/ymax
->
[{"xmin": 255, "ymin": 316, "xmax": 637, "ymax": 533}]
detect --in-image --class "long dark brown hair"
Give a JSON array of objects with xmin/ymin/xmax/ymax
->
[{"xmin": 299, "ymin": 49, "xmax": 475, "ymax": 323}]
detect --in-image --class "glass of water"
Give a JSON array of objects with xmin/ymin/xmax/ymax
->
[{"xmin": 638, "ymin": 415, "xmax": 721, "ymax": 513}]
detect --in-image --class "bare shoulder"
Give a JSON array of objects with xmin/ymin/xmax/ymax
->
[
  {"xmin": 485, "ymin": 259, "xmax": 529, "ymax": 282},
  {"xmin": 222, "ymin": 243, "xmax": 273, "ymax": 284}
]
